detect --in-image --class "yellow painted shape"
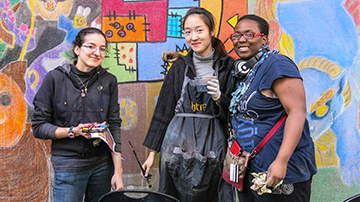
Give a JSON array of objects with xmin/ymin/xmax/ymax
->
[
  {"xmin": 270, "ymin": 0, "xmax": 278, "ymax": 21},
  {"xmin": 20, "ymin": 0, "xmax": 35, "ymax": 60},
  {"xmin": 31, "ymin": 0, "xmax": 73, "ymax": 20},
  {"xmin": 278, "ymin": 31, "xmax": 295, "ymax": 60},
  {"xmin": 314, "ymin": 129, "xmax": 339, "ymax": 167},
  {"xmin": 315, "ymin": 105, "xmax": 329, "ymax": 117},
  {"xmin": 74, "ymin": 15, "xmax": 87, "ymax": 28},
  {"xmin": 342, "ymin": 81, "xmax": 351, "ymax": 109},
  {"xmin": 119, "ymin": 99, "xmax": 137, "ymax": 129},
  {"xmin": 310, "ymin": 88, "xmax": 335, "ymax": 113},
  {"xmin": 126, "ymin": 101, "xmax": 137, "ymax": 123},
  {"xmin": 228, "ymin": 15, "xmax": 238, "ymax": 28},
  {"xmin": 297, "ymin": 56, "xmax": 342, "ymax": 78},
  {"xmin": 28, "ymin": 70, "xmax": 39, "ymax": 89},
  {"xmin": 200, "ymin": 0, "xmax": 222, "ymax": 35}
]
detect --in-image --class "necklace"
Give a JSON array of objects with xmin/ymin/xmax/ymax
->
[
  {"xmin": 75, "ymin": 74, "xmax": 92, "ymax": 97},
  {"xmin": 229, "ymin": 45, "xmax": 279, "ymax": 114}
]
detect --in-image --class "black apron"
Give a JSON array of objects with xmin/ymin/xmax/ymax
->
[{"xmin": 159, "ymin": 66, "xmax": 227, "ymax": 202}]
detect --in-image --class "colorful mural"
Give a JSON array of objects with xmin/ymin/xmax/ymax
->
[{"xmin": 0, "ymin": 0, "xmax": 360, "ymax": 201}]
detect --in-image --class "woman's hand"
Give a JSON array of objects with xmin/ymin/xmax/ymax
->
[
  {"xmin": 111, "ymin": 152, "xmax": 124, "ymax": 191},
  {"xmin": 55, "ymin": 123, "xmax": 94, "ymax": 139},
  {"xmin": 141, "ymin": 151, "xmax": 156, "ymax": 179},
  {"xmin": 207, "ymin": 78, "xmax": 221, "ymax": 102},
  {"xmin": 161, "ymin": 51, "xmax": 181, "ymax": 63},
  {"xmin": 111, "ymin": 172, "xmax": 124, "ymax": 191},
  {"xmin": 266, "ymin": 158, "xmax": 287, "ymax": 188},
  {"xmin": 73, "ymin": 123, "xmax": 93, "ymax": 139}
]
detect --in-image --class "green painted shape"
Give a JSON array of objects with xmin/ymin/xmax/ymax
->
[
  {"xmin": 0, "ymin": 43, "xmax": 5, "ymax": 59},
  {"xmin": 102, "ymin": 43, "xmax": 137, "ymax": 83},
  {"xmin": 10, "ymin": 0, "xmax": 21, "ymax": 7},
  {"xmin": 61, "ymin": 50, "xmax": 73, "ymax": 62},
  {"xmin": 311, "ymin": 168, "xmax": 360, "ymax": 202}
]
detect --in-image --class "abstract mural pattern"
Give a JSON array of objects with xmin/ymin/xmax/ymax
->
[{"xmin": 0, "ymin": 0, "xmax": 360, "ymax": 201}]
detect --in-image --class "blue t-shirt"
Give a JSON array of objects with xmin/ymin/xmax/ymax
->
[{"xmin": 231, "ymin": 54, "xmax": 317, "ymax": 184}]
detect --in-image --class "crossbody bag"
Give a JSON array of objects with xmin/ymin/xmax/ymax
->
[{"xmin": 222, "ymin": 114, "xmax": 287, "ymax": 191}]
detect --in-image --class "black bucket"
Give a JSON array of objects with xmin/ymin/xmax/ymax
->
[{"xmin": 98, "ymin": 190, "xmax": 180, "ymax": 202}]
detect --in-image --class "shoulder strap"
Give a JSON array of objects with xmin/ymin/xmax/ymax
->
[{"xmin": 251, "ymin": 114, "xmax": 287, "ymax": 156}]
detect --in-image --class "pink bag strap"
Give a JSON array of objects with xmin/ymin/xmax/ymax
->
[{"xmin": 251, "ymin": 114, "xmax": 287, "ymax": 157}]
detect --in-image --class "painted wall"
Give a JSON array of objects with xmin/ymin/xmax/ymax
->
[{"xmin": 0, "ymin": 0, "xmax": 359, "ymax": 201}]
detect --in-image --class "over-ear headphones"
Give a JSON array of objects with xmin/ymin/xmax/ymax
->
[{"xmin": 234, "ymin": 47, "xmax": 269, "ymax": 78}]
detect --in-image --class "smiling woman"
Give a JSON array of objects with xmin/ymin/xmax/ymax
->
[
  {"xmin": 72, "ymin": 30, "xmax": 108, "ymax": 72},
  {"xmin": 141, "ymin": 7, "xmax": 235, "ymax": 202},
  {"xmin": 219, "ymin": 14, "xmax": 317, "ymax": 202},
  {"xmin": 32, "ymin": 27, "xmax": 124, "ymax": 202},
  {"xmin": 183, "ymin": 14, "xmax": 214, "ymax": 57}
]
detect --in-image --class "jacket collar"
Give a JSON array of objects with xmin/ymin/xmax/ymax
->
[
  {"xmin": 182, "ymin": 49, "xmax": 224, "ymax": 76},
  {"xmin": 55, "ymin": 63, "xmax": 106, "ymax": 75}
]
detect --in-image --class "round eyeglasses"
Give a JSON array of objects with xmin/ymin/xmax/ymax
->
[
  {"xmin": 81, "ymin": 45, "xmax": 107, "ymax": 54},
  {"xmin": 230, "ymin": 32, "xmax": 264, "ymax": 40}
]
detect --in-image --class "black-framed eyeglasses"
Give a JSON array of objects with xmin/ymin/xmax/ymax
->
[
  {"xmin": 81, "ymin": 45, "xmax": 107, "ymax": 54},
  {"xmin": 230, "ymin": 32, "xmax": 264, "ymax": 40}
]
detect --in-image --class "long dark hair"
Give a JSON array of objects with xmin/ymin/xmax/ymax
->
[
  {"xmin": 72, "ymin": 27, "xmax": 108, "ymax": 64},
  {"xmin": 238, "ymin": 14, "xmax": 269, "ymax": 36},
  {"xmin": 181, "ymin": 7, "xmax": 228, "ymax": 56}
]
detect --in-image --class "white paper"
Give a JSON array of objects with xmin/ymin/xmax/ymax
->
[{"xmin": 90, "ymin": 128, "xmax": 124, "ymax": 160}]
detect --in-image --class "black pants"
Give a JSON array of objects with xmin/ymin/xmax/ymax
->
[{"xmin": 218, "ymin": 164, "xmax": 312, "ymax": 202}]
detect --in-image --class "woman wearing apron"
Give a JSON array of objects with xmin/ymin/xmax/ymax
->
[{"xmin": 142, "ymin": 7, "xmax": 234, "ymax": 202}]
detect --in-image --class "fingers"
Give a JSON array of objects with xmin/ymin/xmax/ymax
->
[
  {"xmin": 74, "ymin": 125, "xmax": 92, "ymax": 139},
  {"xmin": 141, "ymin": 160, "xmax": 154, "ymax": 179},
  {"xmin": 206, "ymin": 86, "xmax": 217, "ymax": 92},
  {"xmin": 207, "ymin": 79, "xmax": 219, "ymax": 92},
  {"xmin": 144, "ymin": 165, "xmax": 151, "ymax": 178},
  {"xmin": 162, "ymin": 51, "xmax": 176, "ymax": 62},
  {"xmin": 266, "ymin": 174, "xmax": 284, "ymax": 188},
  {"xmin": 141, "ymin": 152, "xmax": 155, "ymax": 179},
  {"xmin": 141, "ymin": 164, "xmax": 149, "ymax": 179},
  {"xmin": 208, "ymin": 78, "xmax": 219, "ymax": 85},
  {"xmin": 140, "ymin": 165, "xmax": 146, "ymax": 178},
  {"xmin": 161, "ymin": 51, "xmax": 181, "ymax": 63},
  {"xmin": 167, "ymin": 58, "xmax": 178, "ymax": 63},
  {"xmin": 206, "ymin": 79, "xmax": 221, "ymax": 101},
  {"xmin": 111, "ymin": 183, "xmax": 124, "ymax": 191},
  {"xmin": 161, "ymin": 51, "xmax": 168, "ymax": 62},
  {"xmin": 111, "ymin": 184, "xmax": 116, "ymax": 191}
]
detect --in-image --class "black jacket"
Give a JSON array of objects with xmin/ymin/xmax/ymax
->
[
  {"xmin": 32, "ymin": 63, "xmax": 122, "ymax": 158},
  {"xmin": 143, "ymin": 50, "xmax": 235, "ymax": 152}
]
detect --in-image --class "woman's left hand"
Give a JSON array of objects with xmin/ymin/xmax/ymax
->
[
  {"xmin": 74, "ymin": 123, "xmax": 93, "ymax": 139},
  {"xmin": 207, "ymin": 78, "xmax": 221, "ymax": 101},
  {"xmin": 266, "ymin": 159, "xmax": 287, "ymax": 188}
]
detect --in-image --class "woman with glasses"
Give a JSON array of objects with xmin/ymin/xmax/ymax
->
[
  {"xmin": 141, "ymin": 7, "xmax": 234, "ymax": 202},
  {"xmin": 32, "ymin": 27, "xmax": 124, "ymax": 202},
  {"xmin": 163, "ymin": 14, "xmax": 316, "ymax": 202},
  {"xmin": 218, "ymin": 14, "xmax": 317, "ymax": 202}
]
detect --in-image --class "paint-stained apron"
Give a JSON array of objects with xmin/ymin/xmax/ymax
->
[{"xmin": 159, "ymin": 66, "xmax": 227, "ymax": 202}]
